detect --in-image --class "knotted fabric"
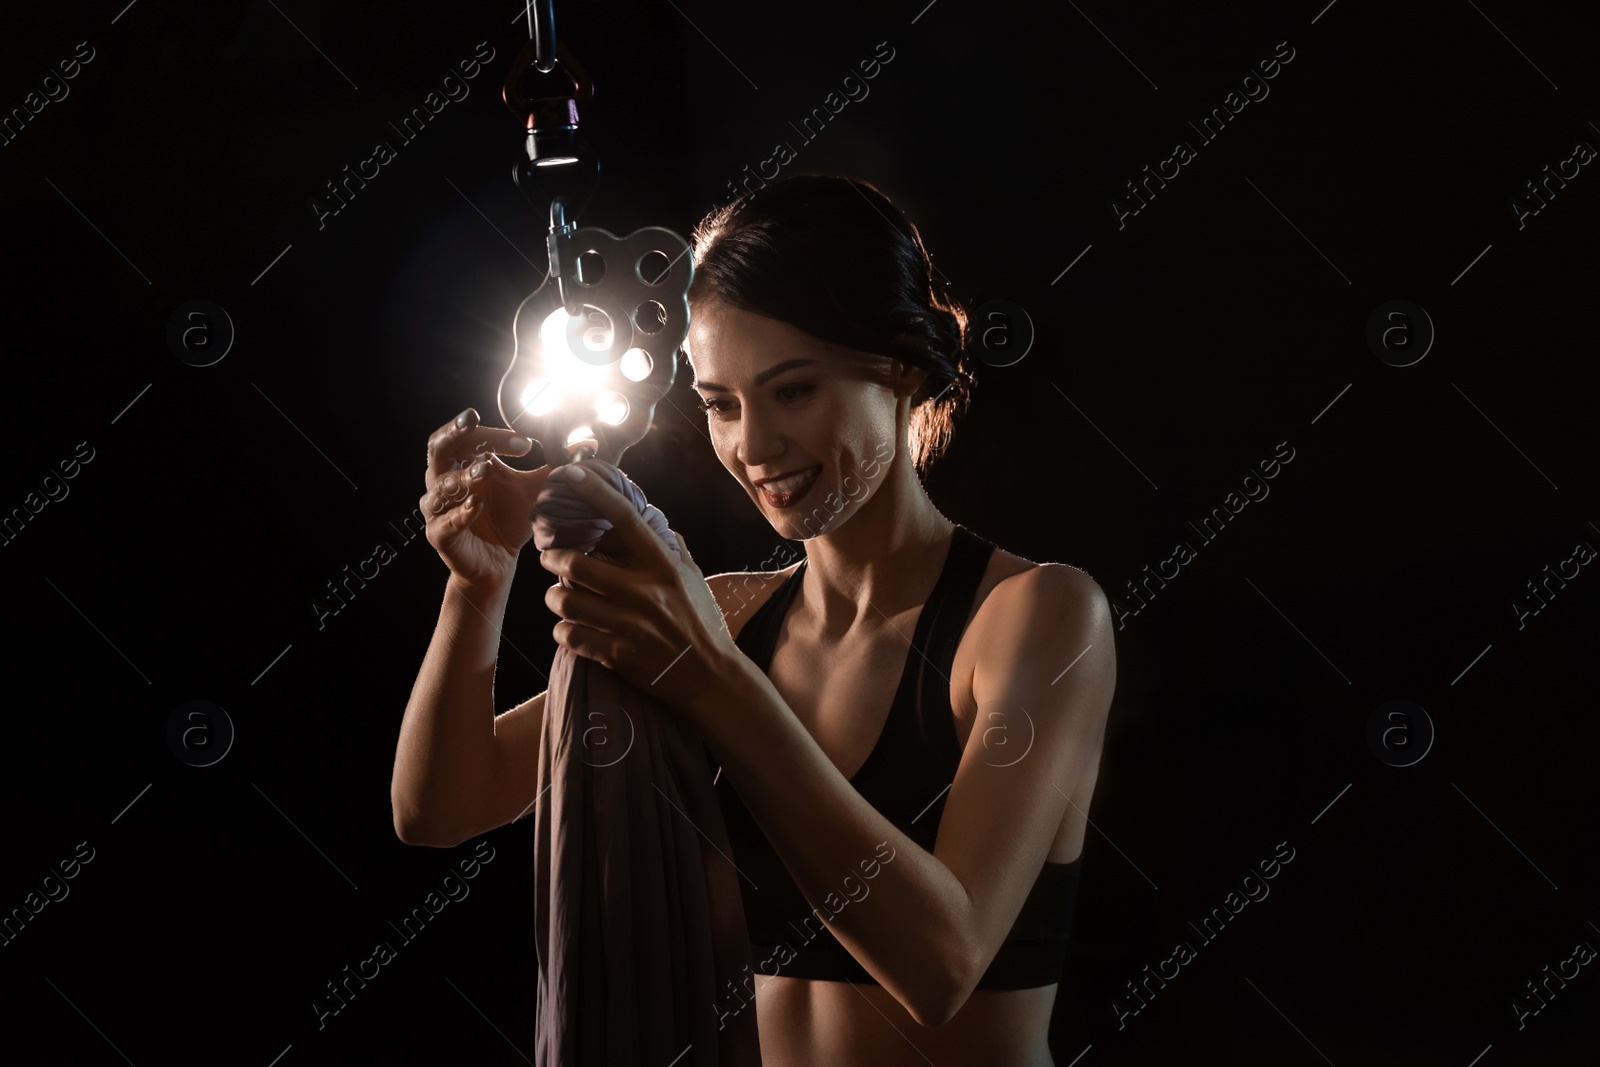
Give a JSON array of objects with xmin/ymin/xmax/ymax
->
[{"xmin": 530, "ymin": 457, "xmax": 762, "ymax": 1066}]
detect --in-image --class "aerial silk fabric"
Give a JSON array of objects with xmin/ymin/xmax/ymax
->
[{"xmin": 530, "ymin": 457, "xmax": 762, "ymax": 1066}]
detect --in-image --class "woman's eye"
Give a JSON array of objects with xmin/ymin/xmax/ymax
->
[{"xmin": 697, "ymin": 382, "xmax": 813, "ymax": 416}]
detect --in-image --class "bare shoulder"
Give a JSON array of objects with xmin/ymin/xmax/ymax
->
[
  {"xmin": 950, "ymin": 545, "xmax": 1110, "ymax": 725},
  {"xmin": 964, "ymin": 547, "xmax": 1112, "ymax": 658},
  {"xmin": 979, "ymin": 546, "xmax": 1109, "ymax": 619},
  {"xmin": 704, "ymin": 563, "xmax": 803, "ymax": 644}
]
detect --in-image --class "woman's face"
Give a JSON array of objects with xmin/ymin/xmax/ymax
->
[{"xmin": 684, "ymin": 299, "xmax": 925, "ymax": 539}]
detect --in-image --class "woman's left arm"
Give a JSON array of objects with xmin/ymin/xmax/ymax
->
[
  {"xmin": 704, "ymin": 563, "xmax": 1116, "ymax": 1026},
  {"xmin": 538, "ymin": 468, "xmax": 1116, "ymax": 1026}
]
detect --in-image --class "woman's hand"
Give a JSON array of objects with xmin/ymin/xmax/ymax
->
[
  {"xmin": 538, "ymin": 464, "xmax": 738, "ymax": 721},
  {"xmin": 420, "ymin": 407, "xmax": 550, "ymax": 588}
]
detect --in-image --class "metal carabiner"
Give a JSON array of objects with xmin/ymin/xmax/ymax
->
[
  {"xmin": 523, "ymin": 0, "xmax": 557, "ymax": 73},
  {"xmin": 503, "ymin": 32, "xmax": 601, "ymax": 230}
]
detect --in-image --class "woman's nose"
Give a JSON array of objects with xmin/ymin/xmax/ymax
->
[{"xmin": 736, "ymin": 408, "xmax": 783, "ymax": 469}]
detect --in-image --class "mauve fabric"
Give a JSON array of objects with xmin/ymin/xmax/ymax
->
[{"xmin": 530, "ymin": 458, "xmax": 762, "ymax": 1066}]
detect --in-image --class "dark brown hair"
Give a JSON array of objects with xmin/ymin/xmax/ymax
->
[{"xmin": 686, "ymin": 174, "xmax": 976, "ymax": 476}]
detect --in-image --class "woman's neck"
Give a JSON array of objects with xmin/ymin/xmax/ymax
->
[{"xmin": 797, "ymin": 455, "xmax": 956, "ymax": 639}]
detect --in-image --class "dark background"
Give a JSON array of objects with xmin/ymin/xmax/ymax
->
[{"xmin": 2, "ymin": 0, "xmax": 1597, "ymax": 1063}]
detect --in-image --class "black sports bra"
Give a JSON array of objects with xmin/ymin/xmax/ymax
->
[{"xmin": 710, "ymin": 525, "xmax": 1081, "ymax": 990}]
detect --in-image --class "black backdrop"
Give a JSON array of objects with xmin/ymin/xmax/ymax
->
[{"xmin": 3, "ymin": 1, "xmax": 1597, "ymax": 1063}]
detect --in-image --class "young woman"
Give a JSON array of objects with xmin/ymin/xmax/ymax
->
[{"xmin": 393, "ymin": 174, "xmax": 1116, "ymax": 1066}]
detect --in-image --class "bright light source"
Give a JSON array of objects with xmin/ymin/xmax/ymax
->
[
  {"xmin": 595, "ymin": 391, "xmax": 628, "ymax": 425},
  {"xmin": 535, "ymin": 156, "xmax": 581, "ymax": 167},
  {"xmin": 520, "ymin": 377, "xmax": 564, "ymax": 415},
  {"xmin": 538, "ymin": 306, "xmax": 613, "ymax": 390},
  {"xmin": 566, "ymin": 424, "xmax": 597, "ymax": 447},
  {"xmin": 620, "ymin": 347, "xmax": 652, "ymax": 382}
]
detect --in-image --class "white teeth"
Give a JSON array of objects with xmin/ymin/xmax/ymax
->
[{"xmin": 764, "ymin": 467, "xmax": 818, "ymax": 495}]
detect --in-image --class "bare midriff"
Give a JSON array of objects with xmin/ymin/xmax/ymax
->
[{"xmin": 750, "ymin": 977, "xmax": 1060, "ymax": 1067}]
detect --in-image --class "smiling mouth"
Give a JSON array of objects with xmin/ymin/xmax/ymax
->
[{"xmin": 758, "ymin": 465, "xmax": 822, "ymax": 507}]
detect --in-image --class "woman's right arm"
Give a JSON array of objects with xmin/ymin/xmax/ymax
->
[
  {"xmin": 391, "ymin": 408, "xmax": 553, "ymax": 848},
  {"xmin": 392, "ymin": 573, "xmax": 548, "ymax": 847}
]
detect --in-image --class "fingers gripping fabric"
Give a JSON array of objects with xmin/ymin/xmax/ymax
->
[{"xmin": 531, "ymin": 458, "xmax": 762, "ymax": 1066}]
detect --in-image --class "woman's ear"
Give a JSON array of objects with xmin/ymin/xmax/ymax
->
[{"xmin": 891, "ymin": 359, "xmax": 931, "ymax": 398}]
